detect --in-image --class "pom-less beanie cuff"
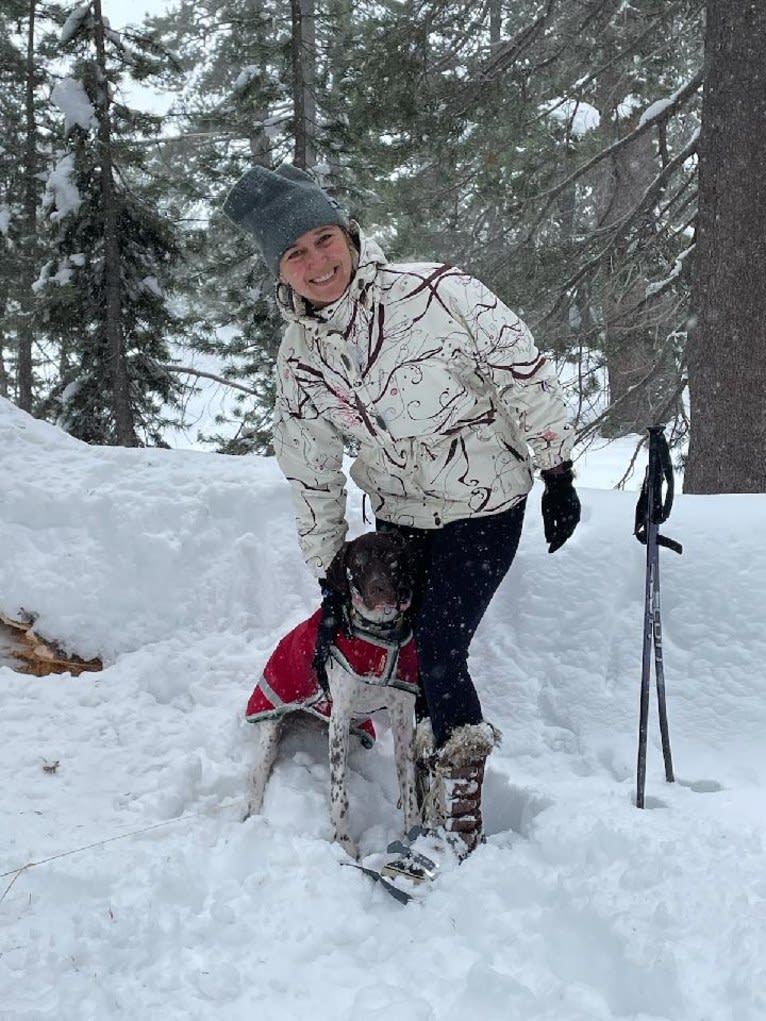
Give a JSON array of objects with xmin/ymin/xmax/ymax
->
[{"xmin": 222, "ymin": 164, "xmax": 350, "ymax": 276}]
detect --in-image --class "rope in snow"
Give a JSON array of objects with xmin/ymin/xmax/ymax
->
[{"xmin": 0, "ymin": 797, "xmax": 251, "ymax": 907}]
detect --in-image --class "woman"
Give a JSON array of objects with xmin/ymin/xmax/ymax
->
[{"xmin": 223, "ymin": 164, "xmax": 580, "ymax": 857}]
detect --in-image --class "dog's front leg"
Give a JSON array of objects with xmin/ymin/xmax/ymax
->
[
  {"xmin": 390, "ymin": 694, "xmax": 419, "ymax": 834},
  {"xmin": 327, "ymin": 674, "xmax": 358, "ymax": 859},
  {"xmin": 244, "ymin": 718, "xmax": 282, "ymax": 821}
]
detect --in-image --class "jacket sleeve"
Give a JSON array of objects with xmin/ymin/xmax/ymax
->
[
  {"xmin": 446, "ymin": 273, "xmax": 575, "ymax": 471},
  {"xmin": 272, "ymin": 352, "xmax": 348, "ymax": 576}
]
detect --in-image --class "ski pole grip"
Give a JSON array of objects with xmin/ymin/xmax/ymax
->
[
  {"xmin": 634, "ymin": 426, "xmax": 682, "ymax": 553},
  {"xmin": 648, "ymin": 426, "xmax": 674, "ymax": 524}
]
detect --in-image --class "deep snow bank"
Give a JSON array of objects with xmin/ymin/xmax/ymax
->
[{"xmin": 1, "ymin": 397, "xmax": 765, "ymax": 1021}]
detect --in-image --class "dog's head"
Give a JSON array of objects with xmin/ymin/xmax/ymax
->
[{"xmin": 325, "ymin": 532, "xmax": 414, "ymax": 624}]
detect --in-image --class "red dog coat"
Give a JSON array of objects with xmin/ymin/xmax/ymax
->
[{"xmin": 245, "ymin": 608, "xmax": 419, "ymax": 748}]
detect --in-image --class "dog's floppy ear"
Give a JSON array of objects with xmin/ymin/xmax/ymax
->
[
  {"xmin": 383, "ymin": 530, "xmax": 409, "ymax": 554},
  {"xmin": 325, "ymin": 542, "xmax": 351, "ymax": 597},
  {"xmin": 377, "ymin": 529, "xmax": 412, "ymax": 568}
]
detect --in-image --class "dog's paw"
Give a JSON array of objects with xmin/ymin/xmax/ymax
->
[
  {"xmin": 334, "ymin": 832, "xmax": 359, "ymax": 861},
  {"xmin": 242, "ymin": 796, "xmax": 266, "ymax": 822}
]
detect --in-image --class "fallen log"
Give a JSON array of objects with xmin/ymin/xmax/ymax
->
[{"xmin": 0, "ymin": 612, "xmax": 102, "ymax": 677}]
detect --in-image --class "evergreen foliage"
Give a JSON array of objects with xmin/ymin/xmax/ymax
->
[
  {"xmin": 4, "ymin": 0, "xmax": 758, "ymax": 494},
  {"xmin": 0, "ymin": 1, "xmax": 65, "ymax": 409},
  {"xmin": 142, "ymin": 0, "xmax": 294, "ymax": 452},
  {"xmin": 145, "ymin": 0, "xmax": 370, "ymax": 453},
  {"xmin": 27, "ymin": 1, "xmax": 184, "ymax": 445},
  {"xmin": 0, "ymin": 21, "xmax": 26, "ymax": 400},
  {"xmin": 347, "ymin": 0, "xmax": 703, "ymax": 441}
]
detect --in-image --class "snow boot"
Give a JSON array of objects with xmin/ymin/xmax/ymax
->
[{"xmin": 415, "ymin": 718, "xmax": 501, "ymax": 859}]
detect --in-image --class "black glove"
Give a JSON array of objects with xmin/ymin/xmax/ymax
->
[{"xmin": 540, "ymin": 461, "xmax": 581, "ymax": 554}]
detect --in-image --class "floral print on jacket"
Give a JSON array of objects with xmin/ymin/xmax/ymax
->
[{"xmin": 273, "ymin": 230, "xmax": 575, "ymax": 575}]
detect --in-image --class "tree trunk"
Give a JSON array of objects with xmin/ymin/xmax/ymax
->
[
  {"xmin": 599, "ymin": 138, "xmax": 679, "ymax": 438},
  {"xmin": 0, "ymin": 335, "xmax": 8, "ymax": 398},
  {"xmin": 685, "ymin": 0, "xmax": 766, "ymax": 493},
  {"xmin": 92, "ymin": 0, "xmax": 137, "ymax": 446},
  {"xmin": 247, "ymin": 0, "xmax": 274, "ymax": 168},
  {"xmin": 598, "ymin": 141, "xmax": 679, "ymax": 437},
  {"xmin": 489, "ymin": 0, "xmax": 501, "ymax": 49},
  {"xmin": 291, "ymin": 0, "xmax": 317, "ymax": 169},
  {"xmin": 591, "ymin": 14, "xmax": 680, "ymax": 438},
  {"xmin": 17, "ymin": 0, "xmax": 38, "ymax": 412}
]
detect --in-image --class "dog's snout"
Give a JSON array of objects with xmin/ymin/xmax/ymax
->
[{"xmin": 346, "ymin": 532, "xmax": 414, "ymax": 613}]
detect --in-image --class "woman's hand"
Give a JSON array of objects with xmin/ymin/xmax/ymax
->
[{"xmin": 540, "ymin": 462, "xmax": 581, "ymax": 553}]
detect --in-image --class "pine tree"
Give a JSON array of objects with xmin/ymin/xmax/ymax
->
[
  {"xmin": 123, "ymin": 0, "xmax": 706, "ymax": 458},
  {"xmin": 684, "ymin": 0, "xmax": 766, "ymax": 492},
  {"xmin": 36, "ymin": 0, "xmax": 183, "ymax": 446},
  {"xmin": 141, "ymin": 0, "xmax": 290, "ymax": 452},
  {"xmin": 0, "ymin": 15, "xmax": 26, "ymax": 400},
  {"xmin": 146, "ymin": 0, "xmax": 368, "ymax": 453},
  {"xmin": 538, "ymin": 0, "xmax": 701, "ymax": 439},
  {"xmin": 346, "ymin": 0, "xmax": 703, "ymax": 447},
  {"xmin": 0, "ymin": 0, "xmax": 63, "ymax": 410}
]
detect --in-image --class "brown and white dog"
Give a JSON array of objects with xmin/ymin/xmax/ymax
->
[{"xmin": 245, "ymin": 531, "xmax": 420, "ymax": 859}]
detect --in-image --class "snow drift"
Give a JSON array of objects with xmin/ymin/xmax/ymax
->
[{"xmin": 1, "ymin": 396, "xmax": 764, "ymax": 1021}]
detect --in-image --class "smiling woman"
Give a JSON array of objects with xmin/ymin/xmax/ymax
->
[
  {"xmin": 278, "ymin": 226, "xmax": 355, "ymax": 308},
  {"xmin": 220, "ymin": 162, "xmax": 579, "ymax": 863}
]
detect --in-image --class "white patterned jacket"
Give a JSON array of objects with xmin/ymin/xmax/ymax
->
[{"xmin": 273, "ymin": 230, "xmax": 575, "ymax": 576}]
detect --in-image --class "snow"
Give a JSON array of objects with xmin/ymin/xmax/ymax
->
[
  {"xmin": 543, "ymin": 98, "xmax": 600, "ymax": 137},
  {"xmin": 41, "ymin": 153, "xmax": 83, "ymax": 224},
  {"xmin": 615, "ymin": 94, "xmax": 643, "ymax": 120},
  {"xmin": 59, "ymin": 4, "xmax": 91, "ymax": 46},
  {"xmin": 232, "ymin": 66, "xmax": 260, "ymax": 93},
  {"xmin": 645, "ymin": 244, "xmax": 695, "ymax": 299},
  {"xmin": 1, "ymin": 395, "xmax": 765, "ymax": 1021},
  {"xmin": 639, "ymin": 97, "xmax": 673, "ymax": 128},
  {"xmin": 50, "ymin": 78, "xmax": 97, "ymax": 135},
  {"xmin": 639, "ymin": 76, "xmax": 703, "ymax": 129}
]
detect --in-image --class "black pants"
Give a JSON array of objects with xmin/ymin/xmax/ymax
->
[{"xmin": 378, "ymin": 500, "xmax": 526, "ymax": 747}]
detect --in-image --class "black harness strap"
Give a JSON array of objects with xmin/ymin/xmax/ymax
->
[{"xmin": 312, "ymin": 590, "xmax": 347, "ymax": 694}]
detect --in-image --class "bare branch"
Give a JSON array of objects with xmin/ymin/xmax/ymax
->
[{"xmin": 159, "ymin": 364, "xmax": 258, "ymax": 397}]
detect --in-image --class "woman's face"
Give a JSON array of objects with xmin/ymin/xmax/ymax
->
[{"xmin": 278, "ymin": 225, "xmax": 354, "ymax": 307}]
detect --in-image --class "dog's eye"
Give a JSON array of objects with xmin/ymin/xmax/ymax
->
[
  {"xmin": 349, "ymin": 550, "xmax": 370, "ymax": 573},
  {"xmin": 347, "ymin": 551, "xmax": 375, "ymax": 583},
  {"xmin": 349, "ymin": 555, "xmax": 367, "ymax": 579}
]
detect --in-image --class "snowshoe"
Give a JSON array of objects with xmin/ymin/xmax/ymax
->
[{"xmin": 380, "ymin": 837, "xmax": 439, "ymax": 884}]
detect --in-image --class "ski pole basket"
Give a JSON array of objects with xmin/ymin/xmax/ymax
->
[{"xmin": 633, "ymin": 426, "xmax": 683, "ymax": 808}]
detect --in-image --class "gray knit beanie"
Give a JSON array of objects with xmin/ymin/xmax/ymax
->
[{"xmin": 222, "ymin": 164, "xmax": 350, "ymax": 277}]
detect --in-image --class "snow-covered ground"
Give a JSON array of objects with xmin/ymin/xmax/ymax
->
[{"xmin": 1, "ymin": 396, "xmax": 764, "ymax": 1021}]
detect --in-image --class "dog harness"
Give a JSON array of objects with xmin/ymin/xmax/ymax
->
[{"xmin": 245, "ymin": 607, "xmax": 419, "ymax": 747}]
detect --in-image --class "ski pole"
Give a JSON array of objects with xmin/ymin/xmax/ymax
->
[{"xmin": 633, "ymin": 426, "xmax": 683, "ymax": 808}]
